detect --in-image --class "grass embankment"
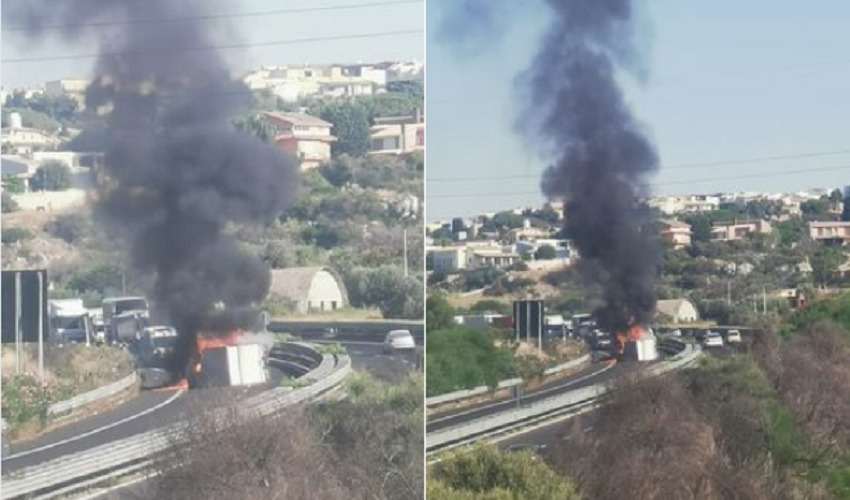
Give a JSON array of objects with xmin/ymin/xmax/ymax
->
[
  {"xmin": 1, "ymin": 343, "xmax": 134, "ymax": 437},
  {"xmin": 426, "ymin": 326, "xmax": 587, "ymax": 398}
]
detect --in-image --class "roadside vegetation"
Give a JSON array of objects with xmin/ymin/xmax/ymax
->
[
  {"xmin": 425, "ymin": 295, "xmax": 584, "ymax": 397},
  {"xmin": 433, "ymin": 299, "xmax": 850, "ymax": 499},
  {"xmin": 1, "ymin": 344, "xmax": 134, "ymax": 436},
  {"xmin": 151, "ymin": 373, "xmax": 424, "ymax": 500}
]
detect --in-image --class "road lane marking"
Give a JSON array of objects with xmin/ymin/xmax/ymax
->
[
  {"xmin": 3, "ymin": 389, "xmax": 185, "ymax": 462},
  {"xmin": 427, "ymin": 362, "xmax": 614, "ymax": 427}
]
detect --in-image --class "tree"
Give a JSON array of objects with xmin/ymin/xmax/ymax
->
[
  {"xmin": 535, "ymin": 244, "xmax": 557, "ymax": 260},
  {"xmin": 427, "ymin": 295, "xmax": 456, "ymax": 331},
  {"xmin": 318, "ymin": 155, "xmax": 354, "ymax": 187},
  {"xmin": 47, "ymin": 213, "xmax": 91, "ymax": 244},
  {"xmin": 234, "ymin": 113, "xmax": 274, "ymax": 142},
  {"xmin": 810, "ymin": 246, "xmax": 844, "ymax": 286},
  {"xmin": 830, "ymin": 188, "xmax": 844, "ymax": 203},
  {"xmin": 386, "ymin": 80, "xmax": 424, "ymax": 102},
  {"xmin": 343, "ymin": 265, "xmax": 422, "ymax": 319},
  {"xmin": 2, "ymin": 175, "xmax": 26, "ymax": 194},
  {"xmin": 1, "ymin": 192, "xmax": 19, "ymax": 213},
  {"xmin": 317, "ymin": 102, "xmax": 370, "ymax": 157},
  {"xmin": 774, "ymin": 219, "xmax": 806, "ymax": 247},
  {"xmin": 1, "ymin": 227, "xmax": 32, "ymax": 244},
  {"xmin": 31, "ymin": 160, "xmax": 73, "ymax": 191},
  {"xmin": 801, "ymin": 198, "xmax": 831, "ymax": 216}
]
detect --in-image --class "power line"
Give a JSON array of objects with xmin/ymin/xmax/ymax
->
[
  {"xmin": 2, "ymin": 29, "xmax": 423, "ymax": 64},
  {"xmin": 426, "ymin": 149, "xmax": 850, "ymax": 182},
  {"xmin": 427, "ymin": 164, "xmax": 850, "ymax": 199},
  {"xmin": 3, "ymin": 0, "xmax": 423, "ymax": 32}
]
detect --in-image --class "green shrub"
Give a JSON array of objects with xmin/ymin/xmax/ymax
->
[
  {"xmin": 429, "ymin": 445, "xmax": 579, "ymax": 500},
  {"xmin": 1, "ymin": 191, "xmax": 19, "ymax": 213},
  {"xmin": 1, "ymin": 374, "xmax": 66, "ymax": 433},
  {"xmin": 31, "ymin": 160, "xmax": 73, "ymax": 191},
  {"xmin": 2, "ymin": 227, "xmax": 32, "ymax": 244},
  {"xmin": 426, "ymin": 326, "xmax": 517, "ymax": 396},
  {"xmin": 47, "ymin": 213, "xmax": 92, "ymax": 244}
]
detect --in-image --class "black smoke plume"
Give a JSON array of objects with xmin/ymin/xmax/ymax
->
[
  {"xmin": 5, "ymin": 1, "xmax": 298, "ymax": 374},
  {"xmin": 442, "ymin": 0, "xmax": 659, "ymax": 333}
]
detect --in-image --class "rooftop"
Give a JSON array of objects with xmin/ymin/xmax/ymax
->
[{"xmin": 264, "ymin": 112, "xmax": 332, "ymax": 128}]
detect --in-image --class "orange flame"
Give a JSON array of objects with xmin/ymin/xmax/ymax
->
[
  {"xmin": 615, "ymin": 325, "xmax": 648, "ymax": 356},
  {"xmin": 192, "ymin": 329, "xmax": 244, "ymax": 374}
]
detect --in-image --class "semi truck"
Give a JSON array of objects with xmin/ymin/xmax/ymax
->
[
  {"xmin": 48, "ymin": 299, "xmax": 94, "ymax": 344},
  {"xmin": 102, "ymin": 296, "xmax": 149, "ymax": 344},
  {"xmin": 545, "ymin": 314, "xmax": 567, "ymax": 340}
]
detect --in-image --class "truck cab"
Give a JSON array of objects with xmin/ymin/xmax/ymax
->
[
  {"xmin": 102, "ymin": 297, "xmax": 150, "ymax": 344},
  {"xmin": 48, "ymin": 299, "xmax": 94, "ymax": 344}
]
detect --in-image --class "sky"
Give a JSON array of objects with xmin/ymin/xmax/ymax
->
[
  {"xmin": 1, "ymin": 0, "xmax": 424, "ymax": 88},
  {"xmin": 426, "ymin": 0, "xmax": 850, "ymax": 220}
]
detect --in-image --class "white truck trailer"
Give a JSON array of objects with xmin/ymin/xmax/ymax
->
[{"xmin": 197, "ymin": 344, "xmax": 267, "ymax": 387}]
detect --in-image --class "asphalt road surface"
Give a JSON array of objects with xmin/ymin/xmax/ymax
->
[
  {"xmin": 427, "ymin": 360, "xmax": 628, "ymax": 433},
  {"xmin": 43, "ymin": 340, "xmax": 415, "ymax": 500},
  {"xmin": 1, "ymin": 369, "xmax": 285, "ymax": 473}
]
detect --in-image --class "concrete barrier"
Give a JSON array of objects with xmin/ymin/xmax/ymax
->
[
  {"xmin": 426, "ymin": 354, "xmax": 591, "ymax": 407},
  {"xmin": 49, "ymin": 372, "xmax": 138, "ymax": 418}
]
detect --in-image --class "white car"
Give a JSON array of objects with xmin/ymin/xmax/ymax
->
[
  {"xmin": 726, "ymin": 329, "xmax": 742, "ymax": 343},
  {"xmin": 703, "ymin": 332, "xmax": 724, "ymax": 348},
  {"xmin": 383, "ymin": 330, "xmax": 416, "ymax": 353}
]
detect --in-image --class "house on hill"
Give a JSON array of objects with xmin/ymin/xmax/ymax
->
[
  {"xmin": 658, "ymin": 219, "xmax": 692, "ymax": 249},
  {"xmin": 263, "ymin": 112, "xmax": 336, "ymax": 170},
  {"xmin": 268, "ymin": 267, "xmax": 348, "ymax": 315},
  {"xmin": 655, "ymin": 299, "xmax": 699, "ymax": 324}
]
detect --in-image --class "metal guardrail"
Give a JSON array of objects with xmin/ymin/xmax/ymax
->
[
  {"xmin": 426, "ymin": 344, "xmax": 701, "ymax": 454},
  {"xmin": 0, "ymin": 343, "xmax": 352, "ymax": 500},
  {"xmin": 426, "ymin": 354, "xmax": 591, "ymax": 407},
  {"xmin": 269, "ymin": 319, "xmax": 425, "ymax": 344},
  {"xmin": 49, "ymin": 372, "xmax": 138, "ymax": 418}
]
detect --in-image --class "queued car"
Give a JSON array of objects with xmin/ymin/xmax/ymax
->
[
  {"xmin": 703, "ymin": 331, "xmax": 724, "ymax": 348},
  {"xmin": 383, "ymin": 329, "xmax": 416, "ymax": 353},
  {"xmin": 726, "ymin": 329, "xmax": 742, "ymax": 343}
]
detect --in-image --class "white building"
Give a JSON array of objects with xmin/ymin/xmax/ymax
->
[
  {"xmin": 268, "ymin": 267, "xmax": 348, "ymax": 314},
  {"xmin": 429, "ymin": 246, "xmax": 467, "ymax": 273},
  {"xmin": 1, "ymin": 113, "xmax": 59, "ymax": 154},
  {"xmin": 649, "ymin": 195, "xmax": 720, "ymax": 215},
  {"xmin": 242, "ymin": 64, "xmax": 386, "ymax": 102},
  {"xmin": 655, "ymin": 299, "xmax": 699, "ymax": 323},
  {"xmin": 45, "ymin": 79, "xmax": 89, "ymax": 109}
]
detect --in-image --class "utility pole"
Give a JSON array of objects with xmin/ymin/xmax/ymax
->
[
  {"xmin": 38, "ymin": 271, "xmax": 44, "ymax": 382},
  {"xmin": 403, "ymin": 228, "xmax": 409, "ymax": 278},
  {"xmin": 15, "ymin": 272, "xmax": 22, "ymax": 375},
  {"xmin": 727, "ymin": 281, "xmax": 732, "ymax": 305}
]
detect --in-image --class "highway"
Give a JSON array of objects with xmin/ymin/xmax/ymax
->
[
  {"xmin": 427, "ymin": 361, "xmax": 618, "ymax": 433},
  {"xmin": 1, "ymin": 369, "xmax": 284, "ymax": 473},
  {"xmin": 1, "ymin": 331, "xmax": 416, "ymax": 500},
  {"xmin": 83, "ymin": 338, "xmax": 417, "ymax": 500},
  {"xmin": 493, "ymin": 342, "xmax": 746, "ymax": 453}
]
